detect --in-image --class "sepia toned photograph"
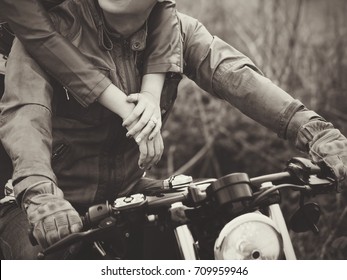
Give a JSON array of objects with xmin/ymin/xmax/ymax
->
[{"xmin": 0, "ymin": 0, "xmax": 346, "ymax": 264}]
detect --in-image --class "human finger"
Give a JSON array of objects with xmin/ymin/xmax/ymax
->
[
  {"xmin": 152, "ymin": 135, "xmax": 164, "ymax": 165},
  {"xmin": 148, "ymin": 118, "xmax": 162, "ymax": 141},
  {"xmin": 144, "ymin": 139, "xmax": 156, "ymax": 169},
  {"xmin": 142, "ymin": 135, "xmax": 163, "ymax": 169},
  {"xmin": 126, "ymin": 93, "xmax": 140, "ymax": 103},
  {"xmin": 134, "ymin": 116, "xmax": 158, "ymax": 144},
  {"xmin": 126, "ymin": 106, "xmax": 155, "ymax": 140},
  {"xmin": 123, "ymin": 103, "xmax": 146, "ymax": 130},
  {"xmin": 138, "ymin": 141, "xmax": 148, "ymax": 170}
]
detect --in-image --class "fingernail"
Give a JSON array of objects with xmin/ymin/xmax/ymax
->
[
  {"xmin": 149, "ymin": 136, "xmax": 153, "ymax": 141},
  {"xmin": 136, "ymin": 137, "xmax": 141, "ymax": 143}
]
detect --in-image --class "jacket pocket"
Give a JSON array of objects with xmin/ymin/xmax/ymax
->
[{"xmin": 54, "ymin": 67, "xmax": 114, "ymax": 125}]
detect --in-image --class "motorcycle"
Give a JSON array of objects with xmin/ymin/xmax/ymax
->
[{"xmin": 37, "ymin": 157, "xmax": 338, "ymax": 260}]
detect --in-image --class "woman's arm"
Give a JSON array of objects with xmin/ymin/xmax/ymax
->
[
  {"xmin": 144, "ymin": 0, "xmax": 182, "ymax": 74},
  {"xmin": 0, "ymin": 0, "xmax": 182, "ymax": 106},
  {"xmin": 0, "ymin": 0, "xmax": 111, "ymax": 107},
  {"xmin": 98, "ymin": 76, "xmax": 165, "ymax": 170},
  {"xmin": 120, "ymin": 0, "xmax": 182, "ymax": 139}
]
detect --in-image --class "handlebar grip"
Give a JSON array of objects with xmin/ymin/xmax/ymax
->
[
  {"xmin": 286, "ymin": 157, "xmax": 321, "ymax": 177},
  {"xmin": 28, "ymin": 212, "xmax": 90, "ymax": 248}
]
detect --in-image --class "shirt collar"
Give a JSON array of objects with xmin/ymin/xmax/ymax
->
[{"xmin": 91, "ymin": 0, "xmax": 147, "ymax": 51}]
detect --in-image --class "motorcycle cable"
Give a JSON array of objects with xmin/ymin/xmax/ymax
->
[{"xmin": 249, "ymin": 184, "xmax": 311, "ymax": 209}]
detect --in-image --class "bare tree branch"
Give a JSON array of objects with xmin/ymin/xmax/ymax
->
[
  {"xmin": 277, "ymin": 0, "xmax": 304, "ymax": 83},
  {"xmin": 173, "ymin": 140, "xmax": 214, "ymax": 175}
]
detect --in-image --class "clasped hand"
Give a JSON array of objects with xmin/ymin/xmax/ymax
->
[{"xmin": 122, "ymin": 91, "xmax": 163, "ymax": 170}]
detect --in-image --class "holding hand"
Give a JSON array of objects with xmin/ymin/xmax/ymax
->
[
  {"xmin": 122, "ymin": 91, "xmax": 162, "ymax": 142},
  {"xmin": 121, "ymin": 74, "xmax": 166, "ymax": 170},
  {"xmin": 297, "ymin": 120, "xmax": 347, "ymax": 183},
  {"xmin": 22, "ymin": 181, "xmax": 82, "ymax": 249},
  {"xmin": 122, "ymin": 91, "xmax": 164, "ymax": 170},
  {"xmin": 137, "ymin": 133, "xmax": 164, "ymax": 170}
]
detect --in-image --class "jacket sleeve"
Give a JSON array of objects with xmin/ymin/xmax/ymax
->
[
  {"xmin": 0, "ymin": 38, "xmax": 57, "ymax": 197},
  {"xmin": 144, "ymin": 0, "xmax": 182, "ymax": 74},
  {"xmin": 178, "ymin": 12, "xmax": 320, "ymax": 138},
  {"xmin": 0, "ymin": 0, "xmax": 112, "ymax": 107}
]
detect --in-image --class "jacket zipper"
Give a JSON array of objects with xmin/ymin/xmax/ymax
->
[
  {"xmin": 63, "ymin": 86, "xmax": 70, "ymax": 100},
  {"xmin": 122, "ymin": 40, "xmax": 138, "ymax": 94},
  {"xmin": 52, "ymin": 143, "xmax": 68, "ymax": 161}
]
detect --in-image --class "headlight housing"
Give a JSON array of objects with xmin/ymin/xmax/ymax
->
[{"xmin": 214, "ymin": 212, "xmax": 283, "ymax": 260}]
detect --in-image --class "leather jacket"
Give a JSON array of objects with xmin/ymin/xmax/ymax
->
[
  {"xmin": 0, "ymin": 0, "xmax": 320, "ymax": 208},
  {"xmin": 0, "ymin": 0, "xmax": 182, "ymax": 107}
]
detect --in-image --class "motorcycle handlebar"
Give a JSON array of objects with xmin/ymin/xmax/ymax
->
[
  {"xmin": 250, "ymin": 171, "xmax": 292, "ymax": 186},
  {"xmin": 37, "ymin": 229, "xmax": 98, "ymax": 259},
  {"xmin": 38, "ymin": 157, "xmax": 337, "ymax": 258}
]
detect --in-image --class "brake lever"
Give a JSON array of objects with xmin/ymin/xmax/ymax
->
[
  {"xmin": 306, "ymin": 175, "xmax": 337, "ymax": 194},
  {"xmin": 38, "ymin": 216, "xmax": 118, "ymax": 259},
  {"xmin": 286, "ymin": 157, "xmax": 338, "ymax": 193}
]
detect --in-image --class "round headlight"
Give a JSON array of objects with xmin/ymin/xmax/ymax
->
[{"xmin": 214, "ymin": 213, "xmax": 283, "ymax": 260}]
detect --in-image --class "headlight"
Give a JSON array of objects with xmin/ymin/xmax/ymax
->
[{"xmin": 214, "ymin": 213, "xmax": 283, "ymax": 260}]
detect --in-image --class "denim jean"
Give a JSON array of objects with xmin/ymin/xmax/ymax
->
[{"xmin": 0, "ymin": 202, "xmax": 41, "ymax": 259}]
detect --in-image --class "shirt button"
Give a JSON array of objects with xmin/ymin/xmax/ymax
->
[{"xmin": 132, "ymin": 42, "xmax": 141, "ymax": 50}]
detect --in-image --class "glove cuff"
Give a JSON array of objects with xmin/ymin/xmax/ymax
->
[
  {"xmin": 21, "ymin": 180, "xmax": 64, "ymax": 211},
  {"xmin": 283, "ymin": 101, "xmax": 328, "ymax": 151},
  {"xmin": 294, "ymin": 120, "xmax": 334, "ymax": 152}
]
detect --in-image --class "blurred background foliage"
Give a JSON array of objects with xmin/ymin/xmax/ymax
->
[{"xmin": 148, "ymin": 0, "xmax": 347, "ymax": 259}]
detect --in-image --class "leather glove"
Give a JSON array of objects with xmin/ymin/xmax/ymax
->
[
  {"xmin": 295, "ymin": 120, "xmax": 347, "ymax": 182},
  {"xmin": 21, "ymin": 180, "xmax": 83, "ymax": 249}
]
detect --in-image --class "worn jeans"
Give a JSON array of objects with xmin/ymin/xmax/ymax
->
[{"xmin": 0, "ymin": 202, "xmax": 41, "ymax": 259}]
